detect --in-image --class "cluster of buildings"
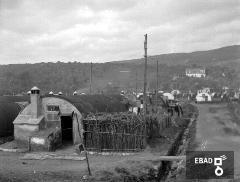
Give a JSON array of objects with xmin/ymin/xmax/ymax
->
[
  {"xmin": 132, "ymin": 86, "xmax": 240, "ymax": 104},
  {"xmin": 195, "ymin": 87, "xmax": 240, "ymax": 103},
  {"xmin": 173, "ymin": 68, "xmax": 206, "ymax": 80}
]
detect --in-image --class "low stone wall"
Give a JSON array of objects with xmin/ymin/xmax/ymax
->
[
  {"xmin": 14, "ymin": 124, "xmax": 40, "ymax": 142},
  {"xmin": 30, "ymin": 127, "xmax": 62, "ymax": 151}
]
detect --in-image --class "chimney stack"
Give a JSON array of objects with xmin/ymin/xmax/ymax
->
[{"xmin": 30, "ymin": 86, "xmax": 41, "ymax": 118}]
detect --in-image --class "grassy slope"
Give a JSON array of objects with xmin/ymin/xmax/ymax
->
[{"xmin": 0, "ymin": 45, "xmax": 239, "ymax": 95}]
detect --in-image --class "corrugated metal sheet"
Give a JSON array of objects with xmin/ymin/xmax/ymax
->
[
  {"xmin": 0, "ymin": 96, "xmax": 29, "ymax": 137},
  {"xmin": 0, "ymin": 102, "xmax": 21, "ymax": 137},
  {"xmin": 0, "ymin": 96, "xmax": 30, "ymax": 103},
  {"xmin": 43, "ymin": 94, "xmax": 128, "ymax": 115}
]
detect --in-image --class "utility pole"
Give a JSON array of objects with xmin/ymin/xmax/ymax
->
[
  {"xmin": 156, "ymin": 60, "xmax": 159, "ymax": 109},
  {"xmin": 90, "ymin": 62, "xmax": 93, "ymax": 94},
  {"xmin": 135, "ymin": 70, "xmax": 138, "ymax": 95},
  {"xmin": 143, "ymin": 34, "xmax": 148, "ymax": 118}
]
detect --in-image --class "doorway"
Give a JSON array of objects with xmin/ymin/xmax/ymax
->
[{"xmin": 61, "ymin": 115, "xmax": 73, "ymax": 144}]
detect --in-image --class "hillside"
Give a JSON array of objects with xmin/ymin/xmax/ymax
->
[
  {"xmin": 0, "ymin": 45, "xmax": 239, "ymax": 95},
  {"xmin": 116, "ymin": 45, "xmax": 240, "ymax": 66}
]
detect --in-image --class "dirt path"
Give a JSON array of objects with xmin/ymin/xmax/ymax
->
[
  {"xmin": 0, "ymin": 123, "xmax": 184, "ymax": 182},
  {"xmin": 0, "ymin": 151, "xmax": 89, "ymax": 182},
  {"xmin": 195, "ymin": 104, "xmax": 240, "ymax": 180}
]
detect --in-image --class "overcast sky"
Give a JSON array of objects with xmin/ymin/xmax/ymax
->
[{"xmin": 0, "ymin": 0, "xmax": 239, "ymax": 64}]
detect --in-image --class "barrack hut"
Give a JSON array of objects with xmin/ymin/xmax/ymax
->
[{"xmin": 13, "ymin": 87, "xmax": 128, "ymax": 151}]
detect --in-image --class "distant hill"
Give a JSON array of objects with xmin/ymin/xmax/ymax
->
[
  {"xmin": 115, "ymin": 45, "xmax": 240, "ymax": 66},
  {"xmin": 0, "ymin": 45, "xmax": 239, "ymax": 95}
]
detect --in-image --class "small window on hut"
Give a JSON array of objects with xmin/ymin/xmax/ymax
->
[{"xmin": 47, "ymin": 105, "xmax": 60, "ymax": 112}]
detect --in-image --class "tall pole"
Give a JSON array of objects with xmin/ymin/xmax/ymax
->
[
  {"xmin": 90, "ymin": 62, "xmax": 92, "ymax": 94},
  {"xmin": 143, "ymin": 34, "xmax": 148, "ymax": 118},
  {"xmin": 135, "ymin": 70, "xmax": 138, "ymax": 95},
  {"xmin": 156, "ymin": 60, "xmax": 159, "ymax": 108}
]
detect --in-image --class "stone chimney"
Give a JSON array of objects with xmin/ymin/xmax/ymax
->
[{"xmin": 30, "ymin": 86, "xmax": 41, "ymax": 118}]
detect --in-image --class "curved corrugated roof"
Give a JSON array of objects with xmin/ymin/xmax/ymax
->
[
  {"xmin": 42, "ymin": 94, "xmax": 128, "ymax": 115},
  {"xmin": 0, "ymin": 103, "xmax": 21, "ymax": 137},
  {"xmin": 0, "ymin": 94, "xmax": 127, "ymax": 136}
]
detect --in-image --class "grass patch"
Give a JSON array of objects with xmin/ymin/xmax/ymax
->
[
  {"xmin": 223, "ymin": 127, "xmax": 240, "ymax": 136},
  {"xmin": 227, "ymin": 102, "xmax": 240, "ymax": 126},
  {"xmin": 209, "ymin": 107, "xmax": 218, "ymax": 113}
]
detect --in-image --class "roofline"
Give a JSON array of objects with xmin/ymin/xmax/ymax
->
[
  {"xmin": 41, "ymin": 95, "xmax": 82, "ymax": 114},
  {"xmin": 41, "ymin": 95, "xmax": 75, "ymax": 104}
]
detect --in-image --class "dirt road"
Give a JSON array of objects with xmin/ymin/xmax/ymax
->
[{"xmin": 194, "ymin": 103, "xmax": 240, "ymax": 180}]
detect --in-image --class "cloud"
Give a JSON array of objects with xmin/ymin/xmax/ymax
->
[{"xmin": 0, "ymin": 0, "xmax": 239, "ymax": 64}]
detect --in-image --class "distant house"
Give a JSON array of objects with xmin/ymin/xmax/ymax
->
[
  {"xmin": 185, "ymin": 68, "xmax": 206, "ymax": 78},
  {"xmin": 198, "ymin": 87, "xmax": 211, "ymax": 94},
  {"xmin": 196, "ymin": 92, "xmax": 212, "ymax": 102}
]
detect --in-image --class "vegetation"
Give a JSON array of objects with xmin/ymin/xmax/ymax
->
[{"xmin": 0, "ymin": 45, "xmax": 239, "ymax": 95}]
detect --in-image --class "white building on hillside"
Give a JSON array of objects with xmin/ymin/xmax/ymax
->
[{"xmin": 186, "ymin": 68, "xmax": 206, "ymax": 78}]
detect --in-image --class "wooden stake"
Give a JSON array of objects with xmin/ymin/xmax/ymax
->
[{"xmin": 78, "ymin": 143, "xmax": 92, "ymax": 176}]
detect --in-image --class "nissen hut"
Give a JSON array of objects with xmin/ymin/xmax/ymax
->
[{"xmin": 13, "ymin": 87, "xmax": 127, "ymax": 151}]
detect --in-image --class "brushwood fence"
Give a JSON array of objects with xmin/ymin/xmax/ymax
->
[{"xmin": 83, "ymin": 113, "xmax": 146, "ymax": 152}]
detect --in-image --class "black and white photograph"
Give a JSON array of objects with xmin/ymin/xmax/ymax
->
[{"xmin": 0, "ymin": 0, "xmax": 239, "ymax": 181}]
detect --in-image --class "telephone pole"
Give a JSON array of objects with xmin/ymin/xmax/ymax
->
[
  {"xmin": 90, "ymin": 62, "xmax": 93, "ymax": 94},
  {"xmin": 143, "ymin": 34, "xmax": 148, "ymax": 118},
  {"xmin": 135, "ymin": 70, "xmax": 138, "ymax": 95}
]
